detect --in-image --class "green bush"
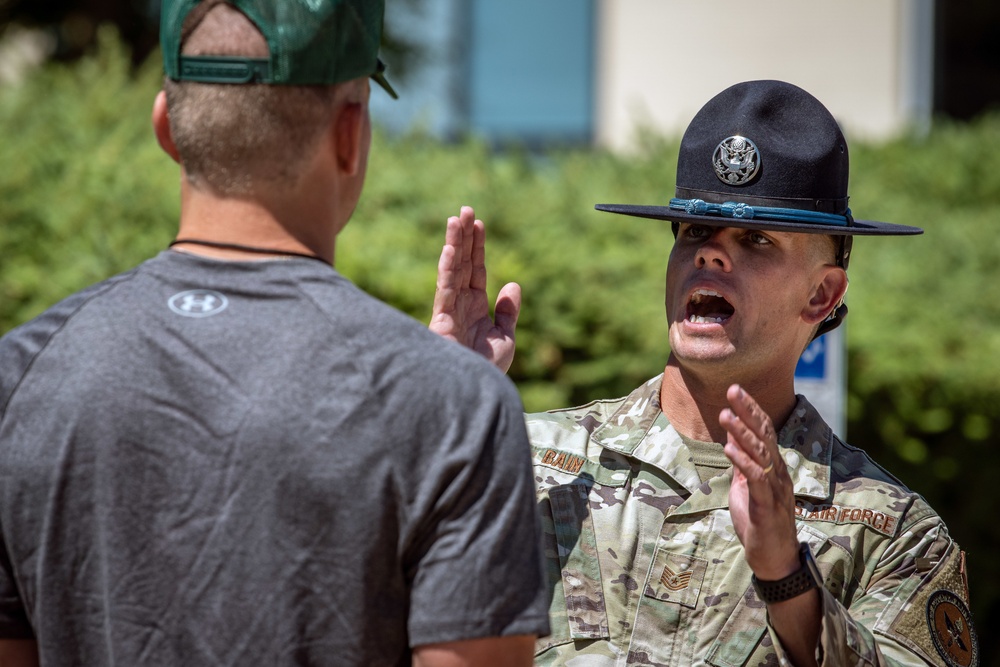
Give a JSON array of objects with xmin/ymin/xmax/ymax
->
[
  {"xmin": 2, "ymin": 33, "xmax": 999, "ymax": 649},
  {"xmin": 0, "ymin": 29, "xmax": 178, "ymax": 331}
]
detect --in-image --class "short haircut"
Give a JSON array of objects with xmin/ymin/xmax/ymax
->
[
  {"xmin": 818, "ymin": 234, "xmax": 840, "ymax": 265},
  {"xmin": 162, "ymin": 1, "xmax": 339, "ymax": 196}
]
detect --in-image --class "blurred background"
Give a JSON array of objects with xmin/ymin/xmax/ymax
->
[{"xmin": 1, "ymin": 0, "xmax": 998, "ymax": 662}]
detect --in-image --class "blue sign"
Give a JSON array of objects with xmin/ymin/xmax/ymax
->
[{"xmin": 795, "ymin": 336, "xmax": 827, "ymax": 380}]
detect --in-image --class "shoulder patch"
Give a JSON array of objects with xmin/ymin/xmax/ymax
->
[
  {"xmin": 884, "ymin": 546, "xmax": 978, "ymax": 666},
  {"xmin": 927, "ymin": 590, "xmax": 979, "ymax": 667}
]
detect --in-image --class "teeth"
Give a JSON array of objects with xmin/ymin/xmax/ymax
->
[
  {"xmin": 690, "ymin": 289, "xmax": 722, "ymax": 303},
  {"xmin": 687, "ymin": 288, "xmax": 731, "ymax": 324}
]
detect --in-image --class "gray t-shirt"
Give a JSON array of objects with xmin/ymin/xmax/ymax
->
[{"xmin": 0, "ymin": 251, "xmax": 549, "ymax": 666}]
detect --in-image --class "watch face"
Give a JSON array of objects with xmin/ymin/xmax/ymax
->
[{"xmin": 802, "ymin": 543, "xmax": 824, "ymax": 587}]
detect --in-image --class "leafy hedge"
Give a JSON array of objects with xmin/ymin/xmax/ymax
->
[{"xmin": 2, "ymin": 33, "xmax": 999, "ymax": 649}]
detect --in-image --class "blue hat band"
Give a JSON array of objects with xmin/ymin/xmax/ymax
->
[{"xmin": 669, "ymin": 198, "xmax": 851, "ymax": 227}]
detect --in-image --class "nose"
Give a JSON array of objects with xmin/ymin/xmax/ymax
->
[{"xmin": 694, "ymin": 230, "xmax": 732, "ymax": 271}]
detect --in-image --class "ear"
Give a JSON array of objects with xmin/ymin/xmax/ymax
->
[
  {"xmin": 152, "ymin": 90, "xmax": 181, "ymax": 164},
  {"xmin": 802, "ymin": 266, "xmax": 849, "ymax": 325},
  {"xmin": 332, "ymin": 101, "xmax": 365, "ymax": 176}
]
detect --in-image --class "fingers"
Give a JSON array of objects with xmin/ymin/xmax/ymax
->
[
  {"xmin": 720, "ymin": 384, "xmax": 782, "ymax": 483},
  {"xmin": 431, "ymin": 242, "xmax": 459, "ymax": 319},
  {"xmin": 722, "ymin": 386, "xmax": 799, "ymax": 580},
  {"xmin": 459, "ymin": 206, "xmax": 476, "ymax": 288},
  {"xmin": 443, "ymin": 213, "xmax": 462, "ymax": 259},
  {"xmin": 471, "ymin": 217, "xmax": 487, "ymax": 291},
  {"xmin": 459, "ymin": 206, "xmax": 476, "ymax": 254},
  {"xmin": 437, "ymin": 208, "xmax": 476, "ymax": 286},
  {"xmin": 441, "ymin": 207, "xmax": 481, "ymax": 288},
  {"xmin": 431, "ymin": 210, "xmax": 474, "ymax": 333}
]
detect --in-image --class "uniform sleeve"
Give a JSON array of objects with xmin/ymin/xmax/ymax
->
[
  {"xmin": 404, "ymin": 377, "xmax": 550, "ymax": 647},
  {"xmin": 768, "ymin": 514, "xmax": 978, "ymax": 667}
]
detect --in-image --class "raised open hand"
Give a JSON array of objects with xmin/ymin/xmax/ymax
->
[
  {"xmin": 429, "ymin": 206, "xmax": 521, "ymax": 373},
  {"xmin": 720, "ymin": 384, "xmax": 800, "ymax": 581}
]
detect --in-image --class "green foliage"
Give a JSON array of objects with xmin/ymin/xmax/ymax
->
[
  {"xmin": 343, "ymin": 132, "xmax": 677, "ymax": 409},
  {"xmin": 843, "ymin": 120, "xmax": 1000, "ymax": 642},
  {"xmin": 2, "ymin": 33, "xmax": 999, "ymax": 643},
  {"xmin": 0, "ymin": 28, "xmax": 179, "ymax": 331}
]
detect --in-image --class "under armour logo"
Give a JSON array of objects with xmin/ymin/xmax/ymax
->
[{"xmin": 168, "ymin": 290, "xmax": 229, "ymax": 318}]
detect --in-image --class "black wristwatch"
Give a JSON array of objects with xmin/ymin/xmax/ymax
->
[{"xmin": 751, "ymin": 542, "xmax": 823, "ymax": 604}]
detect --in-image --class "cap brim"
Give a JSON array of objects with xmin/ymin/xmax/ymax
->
[{"xmin": 594, "ymin": 204, "xmax": 923, "ymax": 236}]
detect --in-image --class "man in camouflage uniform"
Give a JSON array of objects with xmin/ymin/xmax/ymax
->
[{"xmin": 431, "ymin": 80, "xmax": 978, "ymax": 667}]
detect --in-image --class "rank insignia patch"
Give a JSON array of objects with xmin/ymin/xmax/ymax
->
[
  {"xmin": 927, "ymin": 590, "xmax": 979, "ymax": 667},
  {"xmin": 644, "ymin": 550, "xmax": 707, "ymax": 609},
  {"xmin": 713, "ymin": 135, "xmax": 760, "ymax": 185},
  {"xmin": 659, "ymin": 564, "xmax": 693, "ymax": 592}
]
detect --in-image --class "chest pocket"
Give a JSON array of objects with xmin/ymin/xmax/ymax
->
[
  {"xmin": 536, "ymin": 483, "xmax": 610, "ymax": 652},
  {"xmin": 644, "ymin": 549, "xmax": 710, "ymax": 609},
  {"xmin": 704, "ymin": 526, "xmax": 830, "ymax": 667}
]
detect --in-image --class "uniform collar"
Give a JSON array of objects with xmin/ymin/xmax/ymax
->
[
  {"xmin": 773, "ymin": 397, "xmax": 835, "ymax": 500},
  {"xmin": 591, "ymin": 376, "xmax": 835, "ymax": 502}
]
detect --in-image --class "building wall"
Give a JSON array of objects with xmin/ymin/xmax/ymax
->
[
  {"xmin": 595, "ymin": 0, "xmax": 931, "ymax": 150},
  {"xmin": 372, "ymin": 0, "xmax": 932, "ymax": 149}
]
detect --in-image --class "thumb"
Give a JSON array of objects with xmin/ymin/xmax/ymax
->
[{"xmin": 494, "ymin": 282, "xmax": 521, "ymax": 338}]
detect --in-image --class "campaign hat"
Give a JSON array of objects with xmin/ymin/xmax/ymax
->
[
  {"xmin": 596, "ymin": 80, "xmax": 921, "ymax": 337},
  {"xmin": 595, "ymin": 80, "xmax": 919, "ymax": 238},
  {"xmin": 161, "ymin": 0, "xmax": 397, "ymax": 98}
]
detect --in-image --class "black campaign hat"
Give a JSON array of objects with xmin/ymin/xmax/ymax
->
[
  {"xmin": 596, "ymin": 80, "xmax": 921, "ymax": 238},
  {"xmin": 596, "ymin": 80, "xmax": 922, "ymax": 338}
]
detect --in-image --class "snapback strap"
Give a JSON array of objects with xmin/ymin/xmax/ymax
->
[{"xmin": 177, "ymin": 56, "xmax": 271, "ymax": 83}]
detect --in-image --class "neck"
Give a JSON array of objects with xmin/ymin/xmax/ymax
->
[
  {"xmin": 659, "ymin": 354, "xmax": 798, "ymax": 443},
  {"xmin": 173, "ymin": 177, "xmax": 341, "ymax": 264}
]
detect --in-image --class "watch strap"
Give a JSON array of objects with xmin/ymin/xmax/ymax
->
[{"xmin": 751, "ymin": 542, "xmax": 822, "ymax": 604}]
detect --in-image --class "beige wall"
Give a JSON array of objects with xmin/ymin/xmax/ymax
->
[{"xmin": 596, "ymin": 0, "xmax": 926, "ymax": 150}]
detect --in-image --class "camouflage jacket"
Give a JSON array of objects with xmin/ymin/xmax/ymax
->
[{"xmin": 529, "ymin": 376, "xmax": 977, "ymax": 667}]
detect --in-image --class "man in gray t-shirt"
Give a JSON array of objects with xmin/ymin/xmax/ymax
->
[{"xmin": 0, "ymin": 1, "xmax": 548, "ymax": 665}]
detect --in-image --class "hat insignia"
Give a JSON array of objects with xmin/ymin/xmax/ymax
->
[{"xmin": 713, "ymin": 135, "xmax": 760, "ymax": 185}]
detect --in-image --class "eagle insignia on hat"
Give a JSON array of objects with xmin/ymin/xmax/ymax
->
[{"xmin": 713, "ymin": 135, "xmax": 760, "ymax": 185}]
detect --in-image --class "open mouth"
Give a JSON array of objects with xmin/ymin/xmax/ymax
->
[{"xmin": 687, "ymin": 289, "xmax": 735, "ymax": 324}]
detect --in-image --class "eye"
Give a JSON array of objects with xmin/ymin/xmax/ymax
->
[
  {"xmin": 681, "ymin": 224, "xmax": 712, "ymax": 240},
  {"xmin": 745, "ymin": 230, "xmax": 772, "ymax": 246}
]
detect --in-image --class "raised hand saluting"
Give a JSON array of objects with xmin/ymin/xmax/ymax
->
[{"xmin": 429, "ymin": 206, "xmax": 521, "ymax": 372}]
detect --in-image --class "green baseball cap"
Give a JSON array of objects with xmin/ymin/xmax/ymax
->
[{"xmin": 161, "ymin": 0, "xmax": 398, "ymax": 98}]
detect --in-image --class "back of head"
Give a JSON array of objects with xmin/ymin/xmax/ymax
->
[
  {"xmin": 162, "ymin": 2, "xmax": 331, "ymax": 195},
  {"xmin": 160, "ymin": 0, "xmax": 395, "ymax": 196}
]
